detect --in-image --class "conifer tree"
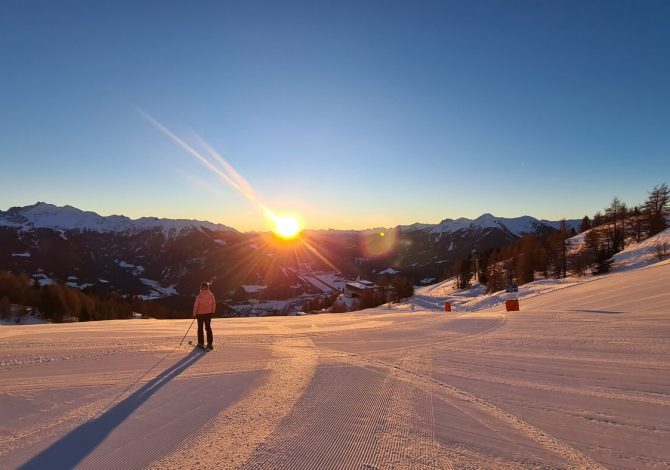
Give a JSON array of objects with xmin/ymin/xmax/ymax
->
[
  {"xmin": 644, "ymin": 183, "xmax": 669, "ymax": 236},
  {"xmin": 486, "ymin": 250, "xmax": 503, "ymax": 293},
  {"xmin": 632, "ymin": 207, "xmax": 643, "ymax": 242},
  {"xmin": 584, "ymin": 228, "xmax": 612, "ymax": 274},
  {"xmin": 579, "ymin": 216, "xmax": 591, "ymax": 233},
  {"xmin": 455, "ymin": 258, "xmax": 473, "ymax": 289},
  {"xmin": 606, "ymin": 197, "xmax": 625, "ymax": 253}
]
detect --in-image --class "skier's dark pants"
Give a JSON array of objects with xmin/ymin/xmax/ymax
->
[{"xmin": 196, "ymin": 313, "xmax": 213, "ymax": 346}]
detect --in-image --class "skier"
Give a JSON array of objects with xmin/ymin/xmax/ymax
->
[{"xmin": 193, "ymin": 282, "xmax": 216, "ymax": 349}]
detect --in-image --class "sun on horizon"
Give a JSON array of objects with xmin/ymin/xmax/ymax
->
[{"xmin": 271, "ymin": 213, "xmax": 303, "ymax": 240}]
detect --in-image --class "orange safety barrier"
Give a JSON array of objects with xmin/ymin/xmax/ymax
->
[
  {"xmin": 444, "ymin": 302, "xmax": 451, "ymax": 312},
  {"xmin": 505, "ymin": 299, "xmax": 519, "ymax": 311}
]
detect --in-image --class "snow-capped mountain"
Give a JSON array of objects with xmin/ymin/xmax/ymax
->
[
  {"xmin": 0, "ymin": 203, "xmax": 244, "ymax": 300},
  {"xmin": 402, "ymin": 213, "xmax": 579, "ymax": 237},
  {"xmin": 0, "ymin": 202, "xmax": 237, "ymax": 237},
  {"xmin": 386, "ymin": 213, "xmax": 581, "ymax": 284}
]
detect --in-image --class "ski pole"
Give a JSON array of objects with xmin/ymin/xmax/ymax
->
[{"xmin": 179, "ymin": 317, "xmax": 196, "ymax": 345}]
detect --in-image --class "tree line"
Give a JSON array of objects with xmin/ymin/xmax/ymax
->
[
  {"xmin": 453, "ymin": 183, "xmax": 669, "ymax": 291},
  {"xmin": 0, "ymin": 271, "xmax": 179, "ymax": 323}
]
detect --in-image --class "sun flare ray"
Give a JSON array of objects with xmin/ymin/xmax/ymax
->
[{"xmin": 138, "ymin": 109, "xmax": 306, "ymax": 238}]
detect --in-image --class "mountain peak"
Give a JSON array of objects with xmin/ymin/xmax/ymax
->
[
  {"xmin": 430, "ymin": 213, "xmax": 575, "ymax": 237},
  {"xmin": 0, "ymin": 202, "xmax": 238, "ymax": 236}
]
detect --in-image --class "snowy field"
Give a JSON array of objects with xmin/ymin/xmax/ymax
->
[{"xmin": 2, "ymin": 257, "xmax": 670, "ymax": 468}]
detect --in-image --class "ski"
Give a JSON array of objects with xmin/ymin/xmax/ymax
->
[{"xmin": 187, "ymin": 341, "xmax": 212, "ymax": 351}]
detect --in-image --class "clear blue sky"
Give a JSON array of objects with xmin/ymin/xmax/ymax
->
[{"xmin": 1, "ymin": 0, "xmax": 668, "ymax": 231}]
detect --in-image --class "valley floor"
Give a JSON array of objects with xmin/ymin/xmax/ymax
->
[{"xmin": 1, "ymin": 262, "xmax": 670, "ymax": 469}]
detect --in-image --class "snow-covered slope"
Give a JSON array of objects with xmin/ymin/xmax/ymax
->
[
  {"xmin": 1, "ymin": 258, "xmax": 669, "ymax": 468},
  {"xmin": 0, "ymin": 202, "xmax": 237, "ymax": 236},
  {"xmin": 611, "ymin": 227, "xmax": 670, "ymax": 271},
  {"xmin": 414, "ymin": 227, "xmax": 670, "ymax": 313}
]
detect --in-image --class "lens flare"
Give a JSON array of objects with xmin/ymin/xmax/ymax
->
[{"xmin": 360, "ymin": 228, "xmax": 398, "ymax": 258}]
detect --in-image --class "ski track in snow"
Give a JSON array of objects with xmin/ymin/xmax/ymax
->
[
  {"xmin": 375, "ymin": 352, "xmax": 456, "ymax": 469},
  {"xmin": 322, "ymin": 349, "xmax": 606, "ymax": 469},
  {"xmin": 148, "ymin": 337, "xmax": 318, "ymax": 470}
]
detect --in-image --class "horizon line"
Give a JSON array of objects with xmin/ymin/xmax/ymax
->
[{"xmin": 0, "ymin": 201, "xmax": 586, "ymax": 233}]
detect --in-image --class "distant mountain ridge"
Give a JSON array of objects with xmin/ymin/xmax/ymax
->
[
  {"xmin": 0, "ymin": 202, "xmax": 237, "ymax": 237},
  {"xmin": 0, "ymin": 202, "xmax": 244, "ymax": 300},
  {"xmin": 399, "ymin": 213, "xmax": 579, "ymax": 237},
  {"xmin": 1, "ymin": 202, "xmax": 577, "ymax": 237},
  {"xmin": 0, "ymin": 202, "xmax": 579, "ymax": 302}
]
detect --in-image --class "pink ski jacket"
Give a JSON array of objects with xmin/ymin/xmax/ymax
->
[{"xmin": 193, "ymin": 290, "xmax": 216, "ymax": 316}]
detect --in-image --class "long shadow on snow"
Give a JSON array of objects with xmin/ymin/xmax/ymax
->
[
  {"xmin": 568, "ymin": 309, "xmax": 623, "ymax": 314},
  {"xmin": 19, "ymin": 349, "xmax": 206, "ymax": 470}
]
